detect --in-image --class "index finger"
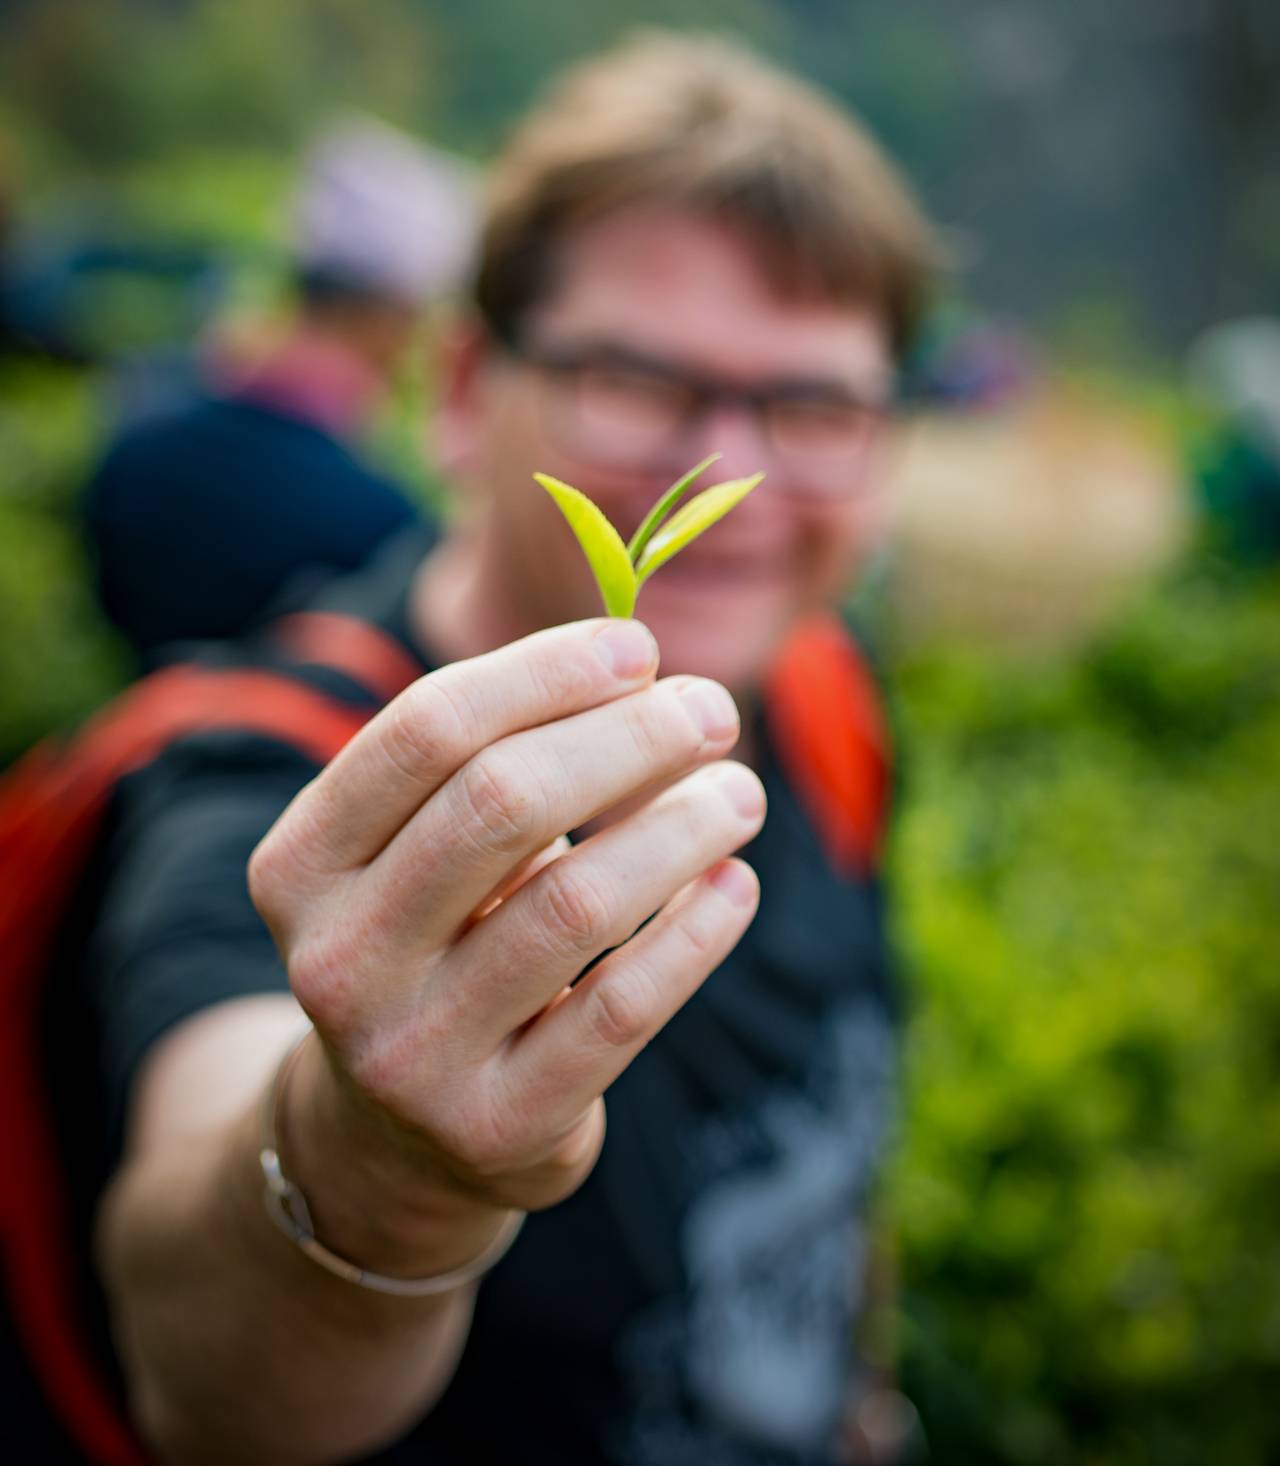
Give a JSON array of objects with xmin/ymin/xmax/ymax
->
[{"xmin": 284, "ymin": 619, "xmax": 659, "ymax": 871}]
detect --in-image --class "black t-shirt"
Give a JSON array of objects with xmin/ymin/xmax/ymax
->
[{"xmin": 45, "ymin": 530, "xmax": 899, "ymax": 1466}]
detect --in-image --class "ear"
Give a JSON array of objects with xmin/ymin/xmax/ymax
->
[{"xmin": 429, "ymin": 315, "xmax": 498, "ymax": 479}]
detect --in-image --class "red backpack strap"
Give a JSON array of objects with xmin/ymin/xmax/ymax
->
[
  {"xmin": 268, "ymin": 610, "xmax": 423, "ymax": 705},
  {"xmin": 0, "ymin": 665, "xmax": 374, "ymax": 1465},
  {"xmin": 764, "ymin": 611, "xmax": 892, "ymax": 877}
]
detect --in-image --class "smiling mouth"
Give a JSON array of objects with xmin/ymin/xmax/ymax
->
[{"xmin": 642, "ymin": 552, "xmax": 786, "ymax": 590}]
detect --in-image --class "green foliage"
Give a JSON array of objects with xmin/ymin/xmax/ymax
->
[
  {"xmin": 0, "ymin": 365, "xmax": 130, "ymax": 760},
  {"xmin": 1, "ymin": 0, "xmax": 437, "ymax": 174},
  {"xmin": 419, "ymin": 0, "xmax": 787, "ymax": 154},
  {"xmin": 885, "ymin": 563, "xmax": 1280, "ymax": 1465}
]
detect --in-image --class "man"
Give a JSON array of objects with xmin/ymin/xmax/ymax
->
[
  {"xmin": 81, "ymin": 115, "xmax": 475, "ymax": 662},
  {"xmin": 54, "ymin": 32, "xmax": 936, "ymax": 1465}
]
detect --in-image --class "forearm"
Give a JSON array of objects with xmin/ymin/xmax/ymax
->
[
  {"xmin": 96, "ymin": 1093, "xmax": 481, "ymax": 1466},
  {"xmin": 91, "ymin": 618, "xmax": 761, "ymax": 1462}
]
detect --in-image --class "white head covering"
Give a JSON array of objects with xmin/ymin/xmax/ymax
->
[
  {"xmin": 291, "ymin": 113, "xmax": 478, "ymax": 307},
  {"xmin": 1188, "ymin": 316, "xmax": 1280, "ymax": 462}
]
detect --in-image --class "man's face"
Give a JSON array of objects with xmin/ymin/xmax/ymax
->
[{"xmin": 442, "ymin": 207, "xmax": 895, "ymax": 694}]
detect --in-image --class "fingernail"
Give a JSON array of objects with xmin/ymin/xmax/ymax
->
[
  {"xmin": 594, "ymin": 621, "xmax": 658, "ymax": 678},
  {"xmin": 677, "ymin": 679, "xmax": 739, "ymax": 740},
  {"xmin": 709, "ymin": 860, "xmax": 758, "ymax": 909},
  {"xmin": 713, "ymin": 763, "xmax": 766, "ymax": 821}
]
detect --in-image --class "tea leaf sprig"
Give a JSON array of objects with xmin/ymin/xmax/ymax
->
[{"xmin": 534, "ymin": 454, "xmax": 763, "ymax": 618}]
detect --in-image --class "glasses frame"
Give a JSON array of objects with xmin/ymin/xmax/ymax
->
[{"xmin": 504, "ymin": 334, "xmax": 891, "ymax": 498}]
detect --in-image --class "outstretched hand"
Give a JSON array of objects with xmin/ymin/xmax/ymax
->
[{"xmin": 248, "ymin": 617, "xmax": 765, "ymax": 1254}]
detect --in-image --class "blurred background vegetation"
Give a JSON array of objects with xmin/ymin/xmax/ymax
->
[{"xmin": 1, "ymin": 2, "xmax": 1277, "ymax": 1462}]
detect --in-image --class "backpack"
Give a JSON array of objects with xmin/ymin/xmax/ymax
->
[{"xmin": 0, "ymin": 607, "xmax": 887, "ymax": 1464}]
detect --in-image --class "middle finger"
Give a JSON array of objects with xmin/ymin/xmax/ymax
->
[
  {"xmin": 438, "ymin": 757, "xmax": 767, "ymax": 1047},
  {"xmin": 355, "ymin": 675, "xmax": 742, "ymax": 954}
]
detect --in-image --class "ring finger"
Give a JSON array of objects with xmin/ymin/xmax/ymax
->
[{"xmin": 438, "ymin": 759, "xmax": 766, "ymax": 1047}]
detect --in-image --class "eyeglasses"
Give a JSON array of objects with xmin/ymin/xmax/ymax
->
[{"xmin": 506, "ymin": 337, "xmax": 889, "ymax": 498}]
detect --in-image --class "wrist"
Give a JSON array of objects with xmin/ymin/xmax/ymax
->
[{"xmin": 280, "ymin": 1031, "xmax": 517, "ymax": 1280}]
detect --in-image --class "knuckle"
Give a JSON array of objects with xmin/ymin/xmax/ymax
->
[
  {"xmin": 382, "ymin": 678, "xmax": 468, "ymax": 784},
  {"xmin": 671, "ymin": 774, "xmax": 723, "ymax": 838},
  {"xmin": 631, "ymin": 687, "xmax": 700, "ymax": 767},
  {"xmin": 680, "ymin": 768, "xmax": 756, "ymax": 847},
  {"xmin": 343, "ymin": 1025, "xmax": 442, "ymax": 1120},
  {"xmin": 252, "ymin": 784, "xmax": 335, "ymax": 886},
  {"xmin": 246, "ymin": 817, "xmax": 323, "ymax": 930},
  {"xmin": 527, "ymin": 641, "xmax": 598, "ymax": 710},
  {"xmin": 282, "ymin": 893, "xmax": 397, "ymax": 1045},
  {"xmin": 539, "ymin": 862, "xmax": 614, "ymax": 952},
  {"xmin": 675, "ymin": 898, "xmax": 724, "ymax": 964},
  {"xmin": 342, "ymin": 1032, "xmax": 495, "ymax": 1164},
  {"xmin": 551, "ymin": 1109, "xmax": 606, "ymax": 1174},
  {"xmin": 286, "ymin": 933, "xmax": 361, "ymax": 1035},
  {"xmin": 538, "ymin": 1119, "xmax": 604, "ymax": 1193},
  {"xmin": 246, "ymin": 832, "xmax": 283, "ymax": 915},
  {"xmin": 584, "ymin": 977, "xmax": 651, "ymax": 1050},
  {"xmin": 447, "ymin": 1098, "xmax": 521, "ymax": 1181},
  {"xmin": 458, "ymin": 747, "xmax": 540, "ymax": 853}
]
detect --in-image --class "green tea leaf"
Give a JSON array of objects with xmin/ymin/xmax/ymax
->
[
  {"xmin": 534, "ymin": 472, "xmax": 637, "ymax": 618},
  {"xmin": 634, "ymin": 474, "xmax": 764, "ymax": 587},
  {"xmin": 626, "ymin": 453, "xmax": 720, "ymax": 565}
]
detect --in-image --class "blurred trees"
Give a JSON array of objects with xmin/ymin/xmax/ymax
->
[
  {"xmin": 1200, "ymin": 0, "xmax": 1280, "ymax": 323},
  {"xmin": 0, "ymin": 0, "xmax": 435, "ymax": 169},
  {"xmin": 4, "ymin": 0, "xmax": 1276, "ymax": 355}
]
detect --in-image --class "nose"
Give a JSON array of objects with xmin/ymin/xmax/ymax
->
[{"xmin": 687, "ymin": 400, "xmax": 771, "ymax": 484}]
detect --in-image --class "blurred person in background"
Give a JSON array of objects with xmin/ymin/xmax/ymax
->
[
  {"xmin": 20, "ymin": 32, "xmax": 938, "ymax": 1466},
  {"xmin": 79, "ymin": 115, "xmax": 476, "ymax": 663},
  {"xmin": 1187, "ymin": 315, "xmax": 1280, "ymax": 564}
]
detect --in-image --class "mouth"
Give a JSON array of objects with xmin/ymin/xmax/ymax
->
[{"xmin": 641, "ymin": 548, "xmax": 789, "ymax": 593}]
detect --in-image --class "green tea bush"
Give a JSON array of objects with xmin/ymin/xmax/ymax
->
[
  {"xmin": 887, "ymin": 563, "xmax": 1280, "ymax": 1465},
  {"xmin": 0, "ymin": 363, "xmax": 131, "ymax": 762}
]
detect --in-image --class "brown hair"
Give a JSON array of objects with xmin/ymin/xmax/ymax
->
[{"xmin": 473, "ymin": 30, "xmax": 941, "ymax": 359}]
